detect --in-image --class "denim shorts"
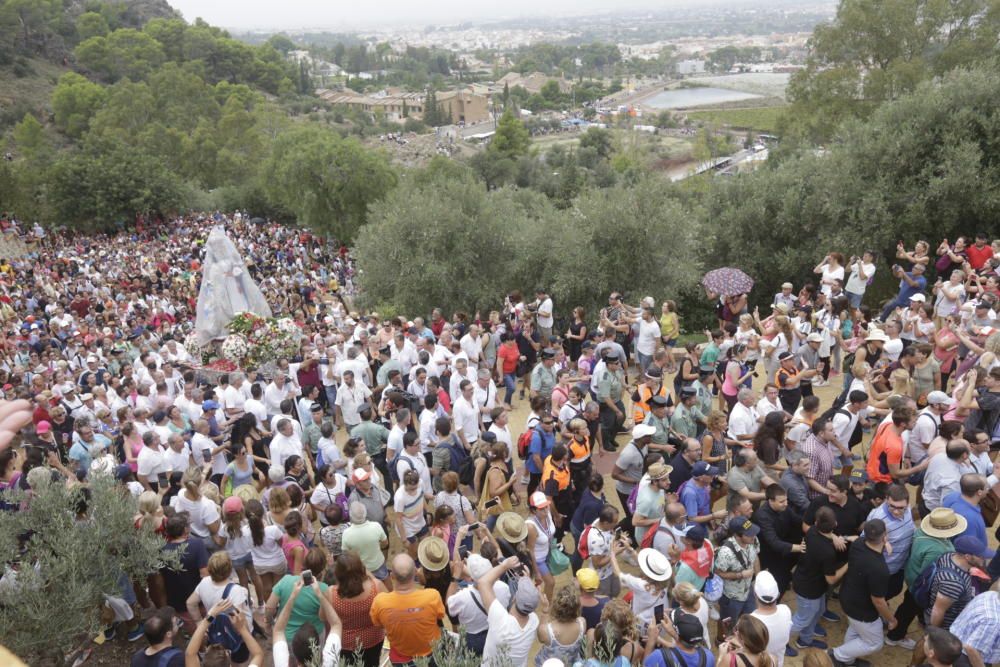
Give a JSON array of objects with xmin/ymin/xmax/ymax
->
[
  {"xmin": 535, "ymin": 559, "xmax": 550, "ymax": 577},
  {"xmin": 231, "ymin": 554, "xmax": 252, "ymax": 569}
]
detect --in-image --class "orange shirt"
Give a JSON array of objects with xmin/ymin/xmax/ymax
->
[
  {"xmin": 370, "ymin": 589, "xmax": 444, "ymax": 660},
  {"xmin": 866, "ymin": 421, "xmax": 904, "ymax": 484},
  {"xmin": 498, "ymin": 343, "xmax": 520, "ymax": 375}
]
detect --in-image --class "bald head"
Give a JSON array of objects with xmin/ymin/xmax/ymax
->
[{"xmin": 391, "ymin": 554, "xmax": 415, "ymax": 583}]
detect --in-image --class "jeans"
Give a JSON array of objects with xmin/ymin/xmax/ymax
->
[
  {"xmin": 833, "ymin": 616, "xmax": 884, "ymax": 663},
  {"xmin": 503, "ymin": 373, "xmax": 516, "ymax": 405},
  {"xmin": 719, "ymin": 594, "xmax": 756, "ymax": 624},
  {"xmin": 846, "ymin": 291, "xmax": 863, "ymax": 309},
  {"xmin": 637, "ymin": 351, "xmax": 653, "ymax": 373},
  {"xmin": 324, "ymin": 384, "xmax": 337, "ymax": 408},
  {"xmin": 880, "ymin": 296, "xmax": 909, "ymax": 322},
  {"xmin": 790, "ymin": 594, "xmax": 826, "ymax": 644}
]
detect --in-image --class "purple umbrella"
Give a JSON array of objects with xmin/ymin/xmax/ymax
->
[{"xmin": 701, "ymin": 267, "xmax": 754, "ymax": 297}]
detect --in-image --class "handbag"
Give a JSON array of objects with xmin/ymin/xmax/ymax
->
[
  {"xmin": 703, "ymin": 573, "xmax": 724, "ymax": 602},
  {"xmin": 547, "ymin": 543, "xmax": 570, "ymax": 575}
]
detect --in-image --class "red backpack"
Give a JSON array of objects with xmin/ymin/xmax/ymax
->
[
  {"xmin": 517, "ymin": 426, "xmax": 542, "ymax": 460},
  {"xmin": 577, "ymin": 523, "xmax": 594, "ymax": 560}
]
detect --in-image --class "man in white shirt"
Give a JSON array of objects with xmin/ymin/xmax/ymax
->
[
  {"xmin": 909, "ymin": 391, "xmax": 953, "ymax": 466},
  {"xmin": 922, "ymin": 440, "xmax": 971, "ymax": 512},
  {"xmin": 845, "ymin": 252, "xmax": 877, "ymax": 309},
  {"xmin": 533, "ymin": 289, "xmax": 554, "ymax": 340},
  {"xmin": 449, "ymin": 358, "xmax": 476, "ymax": 404},
  {"xmin": 263, "ymin": 374, "xmax": 296, "ymax": 419},
  {"xmin": 418, "ymin": 396, "xmax": 439, "ymax": 455},
  {"xmin": 136, "ymin": 431, "xmax": 168, "ymax": 491},
  {"xmin": 728, "ymin": 388, "xmax": 761, "ymax": 443},
  {"xmin": 386, "ymin": 408, "xmax": 411, "ymax": 463},
  {"xmin": 830, "ymin": 390, "xmax": 870, "ymax": 468},
  {"xmin": 460, "ymin": 325, "xmax": 485, "ymax": 371},
  {"xmin": 270, "ymin": 418, "xmax": 305, "ymax": 469},
  {"xmin": 488, "ymin": 408, "xmax": 513, "ymax": 451},
  {"xmin": 391, "ymin": 332, "xmax": 420, "ymax": 375},
  {"xmin": 452, "ymin": 380, "xmax": 480, "ymax": 450},
  {"xmin": 243, "ymin": 384, "xmax": 268, "ymax": 427},
  {"xmin": 223, "ymin": 373, "xmax": 248, "ymax": 420},
  {"xmin": 406, "ymin": 367, "xmax": 429, "ymax": 400},
  {"xmin": 334, "ymin": 370, "xmax": 371, "ymax": 431},
  {"xmin": 478, "ymin": 557, "xmax": 541, "ymax": 667},
  {"xmin": 585, "ymin": 505, "xmax": 621, "ymax": 597},
  {"xmin": 162, "ymin": 433, "xmax": 194, "ymax": 473},
  {"xmin": 191, "ymin": 419, "xmax": 226, "ymax": 479},
  {"xmin": 340, "ymin": 347, "xmax": 371, "ymax": 388},
  {"xmin": 174, "ymin": 385, "xmax": 203, "ymax": 424},
  {"xmin": 394, "ymin": 431, "xmax": 432, "ymax": 493},
  {"xmin": 473, "ymin": 368, "xmax": 498, "ymax": 430},
  {"xmin": 963, "ymin": 430, "xmax": 1000, "ymax": 485},
  {"xmin": 756, "ymin": 384, "xmax": 790, "ymax": 422}
]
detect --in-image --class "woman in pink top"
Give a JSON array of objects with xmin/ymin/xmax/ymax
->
[
  {"xmin": 721, "ymin": 345, "xmax": 752, "ymax": 412},
  {"xmin": 122, "ymin": 421, "xmax": 143, "ymax": 473},
  {"xmin": 934, "ymin": 314, "xmax": 962, "ymax": 388},
  {"xmin": 281, "ymin": 511, "xmax": 307, "ymax": 574}
]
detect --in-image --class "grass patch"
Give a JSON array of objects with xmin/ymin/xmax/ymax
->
[
  {"xmin": 0, "ymin": 58, "xmax": 67, "ymax": 131},
  {"xmin": 686, "ymin": 106, "xmax": 786, "ymax": 133}
]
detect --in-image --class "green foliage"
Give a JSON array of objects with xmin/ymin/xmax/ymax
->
[
  {"xmin": 707, "ymin": 45, "xmax": 764, "ymax": 72},
  {"xmin": 355, "ymin": 169, "xmax": 702, "ymax": 317},
  {"xmin": 262, "ymin": 124, "xmax": 397, "ymax": 240},
  {"xmin": 707, "ymin": 64, "xmax": 1000, "ymax": 302},
  {"xmin": 491, "ymin": 110, "xmax": 531, "ymax": 159},
  {"xmin": 49, "ymin": 137, "xmax": 186, "ymax": 228},
  {"xmin": 51, "ymin": 71, "xmax": 107, "ymax": 138},
  {"xmin": 0, "ymin": 477, "xmax": 179, "ymax": 664},
  {"xmin": 784, "ymin": 0, "xmax": 1000, "ymax": 143},
  {"xmin": 578, "ymin": 127, "xmax": 613, "ymax": 160},
  {"xmin": 74, "ymin": 28, "xmax": 166, "ymax": 82},
  {"xmin": 76, "ymin": 11, "xmax": 110, "ymax": 41},
  {"xmin": 685, "ymin": 107, "xmax": 784, "ymax": 133}
]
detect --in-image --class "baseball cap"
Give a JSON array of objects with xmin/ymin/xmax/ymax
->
[
  {"xmin": 351, "ymin": 468, "xmax": 370, "ymax": 483},
  {"xmin": 953, "ymin": 534, "xmax": 988, "ymax": 557},
  {"xmin": 754, "ymin": 571, "xmax": 780, "ymax": 604},
  {"xmin": 202, "ymin": 400, "xmax": 220, "ymax": 411},
  {"xmin": 222, "ymin": 496, "xmax": 244, "ymax": 513},
  {"xmin": 576, "ymin": 568, "xmax": 600, "ymax": 591},
  {"xmin": 632, "ymin": 424, "xmax": 656, "ymax": 439},
  {"xmin": 849, "ymin": 469, "xmax": 869, "ymax": 484},
  {"xmin": 113, "ymin": 464, "xmax": 132, "ymax": 481},
  {"xmin": 467, "ymin": 554, "xmax": 492, "ymax": 580},
  {"xmin": 927, "ymin": 390, "xmax": 954, "ymax": 407},
  {"xmin": 35, "ymin": 420, "xmax": 51, "ymax": 434},
  {"xmin": 806, "ymin": 332, "xmax": 824, "ymax": 343},
  {"xmin": 670, "ymin": 610, "xmax": 706, "ymax": 645},
  {"xmin": 729, "ymin": 516, "xmax": 760, "ymax": 537},
  {"xmin": 529, "ymin": 491, "xmax": 550, "ymax": 509},
  {"xmin": 692, "ymin": 461, "xmax": 720, "ymax": 477},
  {"xmin": 778, "ymin": 351, "xmax": 793, "ymax": 361},
  {"xmin": 683, "ymin": 523, "xmax": 707, "ymax": 548},
  {"xmin": 909, "ymin": 293, "xmax": 927, "ymax": 302},
  {"xmin": 514, "ymin": 577, "xmax": 540, "ymax": 613}
]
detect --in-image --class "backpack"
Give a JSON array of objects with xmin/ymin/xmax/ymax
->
[
  {"xmin": 206, "ymin": 584, "xmax": 245, "ymax": 654},
  {"xmin": 517, "ymin": 426, "xmax": 542, "ymax": 460},
  {"xmin": 445, "ymin": 437, "xmax": 475, "ymax": 487},
  {"xmin": 389, "ymin": 451, "xmax": 416, "ymax": 486},
  {"xmin": 578, "ymin": 523, "xmax": 594, "ymax": 560},
  {"xmin": 151, "ymin": 647, "xmax": 183, "ymax": 667},
  {"xmin": 911, "ymin": 560, "xmax": 940, "ymax": 609},
  {"xmin": 660, "ymin": 647, "xmax": 708, "ymax": 667}
]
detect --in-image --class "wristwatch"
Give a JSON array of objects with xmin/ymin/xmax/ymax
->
[{"xmin": 205, "ymin": 615, "xmax": 215, "ymax": 624}]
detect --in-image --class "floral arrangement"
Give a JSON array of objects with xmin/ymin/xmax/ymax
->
[{"xmin": 221, "ymin": 311, "xmax": 301, "ymax": 368}]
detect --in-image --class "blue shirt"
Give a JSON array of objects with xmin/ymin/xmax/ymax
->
[
  {"xmin": 897, "ymin": 273, "xmax": 927, "ymax": 301},
  {"xmin": 680, "ymin": 481, "xmax": 710, "ymax": 520},
  {"xmin": 644, "ymin": 646, "xmax": 715, "ymax": 667},
  {"xmin": 527, "ymin": 428, "xmax": 555, "ymax": 474},
  {"xmin": 572, "ymin": 490, "xmax": 607, "ymax": 532},
  {"xmin": 943, "ymin": 492, "xmax": 997, "ymax": 559},
  {"xmin": 865, "ymin": 502, "xmax": 914, "ymax": 574}
]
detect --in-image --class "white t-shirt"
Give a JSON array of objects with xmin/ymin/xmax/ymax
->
[
  {"xmin": 223, "ymin": 385, "xmax": 246, "ymax": 415},
  {"xmin": 751, "ymin": 605, "xmax": 793, "ymax": 667},
  {"xmin": 636, "ymin": 318, "xmax": 661, "ymax": 356},
  {"xmin": 244, "ymin": 398, "xmax": 268, "ymax": 426},
  {"xmin": 393, "ymin": 486, "xmax": 426, "ymax": 538},
  {"xmin": 884, "ymin": 338, "xmax": 904, "ymax": 363},
  {"xmin": 447, "ymin": 584, "xmax": 512, "ymax": 635},
  {"xmin": 170, "ymin": 492, "xmax": 221, "ymax": 539},
  {"xmin": 194, "ymin": 577, "xmax": 252, "ymax": 626},
  {"xmin": 310, "ymin": 477, "xmax": 348, "ymax": 514},
  {"xmin": 221, "ymin": 522, "xmax": 253, "ymax": 560},
  {"xmin": 619, "ymin": 572, "xmax": 668, "ymax": 624},
  {"xmin": 845, "ymin": 261, "xmax": 876, "ymax": 295},
  {"xmin": 586, "ymin": 523, "xmax": 614, "ymax": 579},
  {"xmin": 728, "ymin": 403, "xmax": 759, "ymax": 441},
  {"xmin": 317, "ymin": 437, "xmax": 342, "ymax": 469},
  {"xmin": 820, "ymin": 264, "xmax": 845, "ymax": 296},
  {"xmin": 418, "ymin": 409, "xmax": 438, "ymax": 453},
  {"xmin": 453, "ymin": 396, "xmax": 480, "ymax": 444},
  {"xmin": 481, "ymin": 598, "xmax": 539, "ymax": 667},
  {"xmin": 270, "ymin": 433, "xmax": 304, "ymax": 469},
  {"xmin": 163, "ymin": 444, "xmax": 192, "ymax": 474},
  {"xmin": 250, "ymin": 524, "xmax": 286, "ymax": 567},
  {"xmin": 536, "ymin": 298, "xmax": 554, "ymax": 329},
  {"xmin": 460, "ymin": 334, "xmax": 482, "ymax": 368},
  {"xmin": 136, "ymin": 446, "xmax": 167, "ymax": 480},
  {"xmin": 394, "ymin": 453, "xmax": 432, "ymax": 496},
  {"xmin": 192, "ymin": 432, "xmax": 227, "ymax": 476}
]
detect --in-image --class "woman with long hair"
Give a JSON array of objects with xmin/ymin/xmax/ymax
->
[
  {"xmin": 219, "ymin": 495, "xmax": 263, "ymax": 607},
  {"xmin": 721, "ymin": 345, "xmax": 752, "ymax": 412},
  {"xmin": 246, "ymin": 498, "xmax": 285, "ymax": 602},
  {"xmin": 231, "ymin": 412, "xmax": 269, "ymax": 476},
  {"xmin": 221, "ymin": 443, "xmax": 262, "ymax": 494},
  {"xmin": 478, "ymin": 442, "xmax": 516, "ymax": 531},
  {"xmin": 281, "ymin": 511, "xmax": 307, "ymax": 575},
  {"xmin": 716, "ymin": 615, "xmax": 775, "ymax": 667},
  {"xmin": 536, "ymin": 585, "xmax": 588, "ymax": 666},
  {"xmin": 329, "ymin": 552, "xmax": 386, "ymax": 667},
  {"xmin": 566, "ymin": 307, "xmax": 588, "ymax": 366},
  {"xmin": 169, "ymin": 466, "xmax": 221, "ymax": 546},
  {"xmin": 934, "ymin": 313, "xmax": 962, "ymax": 389},
  {"xmin": 752, "ymin": 412, "xmax": 786, "ymax": 470}
]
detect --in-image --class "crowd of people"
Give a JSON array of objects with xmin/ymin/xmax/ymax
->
[{"xmin": 1, "ymin": 218, "xmax": 1000, "ymax": 667}]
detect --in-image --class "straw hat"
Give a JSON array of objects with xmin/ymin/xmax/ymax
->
[
  {"xmin": 920, "ymin": 508, "xmax": 967, "ymax": 539},
  {"xmin": 638, "ymin": 548, "xmax": 673, "ymax": 582},
  {"xmin": 495, "ymin": 512, "xmax": 528, "ymax": 543},
  {"xmin": 417, "ymin": 536, "xmax": 450, "ymax": 572}
]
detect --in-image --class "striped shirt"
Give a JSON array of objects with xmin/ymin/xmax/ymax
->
[
  {"xmin": 866, "ymin": 503, "xmax": 914, "ymax": 574},
  {"xmin": 924, "ymin": 553, "xmax": 975, "ymax": 629},
  {"xmin": 951, "ymin": 592, "xmax": 1000, "ymax": 664}
]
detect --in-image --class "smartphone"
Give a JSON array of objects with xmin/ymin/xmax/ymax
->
[
  {"xmin": 721, "ymin": 617, "xmax": 733, "ymax": 638},
  {"xmin": 157, "ymin": 472, "xmax": 168, "ymax": 487},
  {"xmin": 202, "ymin": 448, "xmax": 212, "ymax": 462},
  {"xmin": 459, "ymin": 546, "xmax": 470, "ymax": 560},
  {"xmin": 484, "ymin": 497, "xmax": 501, "ymax": 510},
  {"xmin": 468, "ymin": 522, "xmax": 481, "ymax": 531},
  {"xmin": 302, "ymin": 570, "xmax": 314, "ymax": 585}
]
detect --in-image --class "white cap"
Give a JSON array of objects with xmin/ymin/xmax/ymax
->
[
  {"xmin": 909, "ymin": 293, "xmax": 927, "ymax": 302},
  {"xmin": 632, "ymin": 424, "xmax": 657, "ymax": 439},
  {"xmin": 926, "ymin": 390, "xmax": 955, "ymax": 407},
  {"xmin": 754, "ymin": 570, "xmax": 780, "ymax": 603}
]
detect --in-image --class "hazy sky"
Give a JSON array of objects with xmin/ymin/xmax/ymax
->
[{"xmin": 169, "ymin": 0, "xmax": 690, "ymax": 31}]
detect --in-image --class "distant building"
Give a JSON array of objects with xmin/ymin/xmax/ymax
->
[
  {"xmin": 676, "ymin": 59, "xmax": 706, "ymax": 75},
  {"xmin": 316, "ymin": 87, "xmax": 491, "ymax": 124},
  {"xmin": 438, "ymin": 89, "xmax": 491, "ymax": 124},
  {"xmin": 495, "ymin": 71, "xmax": 572, "ymax": 94}
]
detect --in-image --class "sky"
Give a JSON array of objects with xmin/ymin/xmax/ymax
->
[{"xmin": 167, "ymin": 0, "xmax": 700, "ymax": 31}]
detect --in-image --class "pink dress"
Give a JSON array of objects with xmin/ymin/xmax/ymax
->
[{"xmin": 281, "ymin": 535, "xmax": 306, "ymax": 572}]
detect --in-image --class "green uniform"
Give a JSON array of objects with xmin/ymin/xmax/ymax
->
[
  {"xmin": 376, "ymin": 359, "xmax": 402, "ymax": 387},
  {"xmin": 692, "ymin": 379, "xmax": 713, "ymax": 416},
  {"xmin": 302, "ymin": 420, "xmax": 330, "ymax": 454},
  {"xmin": 350, "ymin": 420, "xmax": 389, "ymax": 456},
  {"xmin": 644, "ymin": 412, "xmax": 673, "ymax": 445},
  {"xmin": 596, "ymin": 368, "xmax": 624, "ymax": 402},
  {"xmin": 530, "ymin": 363, "xmax": 558, "ymax": 398},
  {"xmin": 670, "ymin": 403, "xmax": 703, "ymax": 439}
]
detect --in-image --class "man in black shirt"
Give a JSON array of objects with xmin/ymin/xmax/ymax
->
[
  {"xmin": 831, "ymin": 519, "xmax": 897, "ymax": 667},
  {"xmin": 668, "ymin": 437, "xmax": 702, "ymax": 492},
  {"xmin": 787, "ymin": 506, "xmax": 848, "ymax": 656},
  {"xmin": 752, "ymin": 484, "xmax": 804, "ymax": 599},
  {"xmin": 803, "ymin": 474, "xmax": 866, "ymax": 561}
]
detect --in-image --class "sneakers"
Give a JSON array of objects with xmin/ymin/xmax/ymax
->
[
  {"xmin": 828, "ymin": 650, "xmax": 847, "ymax": 667},
  {"xmin": 101, "ymin": 625, "xmax": 117, "ymax": 642},
  {"xmin": 785, "ymin": 645, "xmax": 799, "ymax": 658},
  {"xmin": 886, "ymin": 637, "xmax": 917, "ymax": 650},
  {"xmin": 126, "ymin": 624, "xmax": 146, "ymax": 642},
  {"xmin": 822, "ymin": 609, "xmax": 842, "ymax": 622},
  {"xmin": 795, "ymin": 638, "xmax": 828, "ymax": 650},
  {"xmin": 813, "ymin": 625, "xmax": 827, "ymax": 637}
]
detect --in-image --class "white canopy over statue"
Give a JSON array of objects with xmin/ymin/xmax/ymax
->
[{"xmin": 195, "ymin": 226, "xmax": 271, "ymax": 346}]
